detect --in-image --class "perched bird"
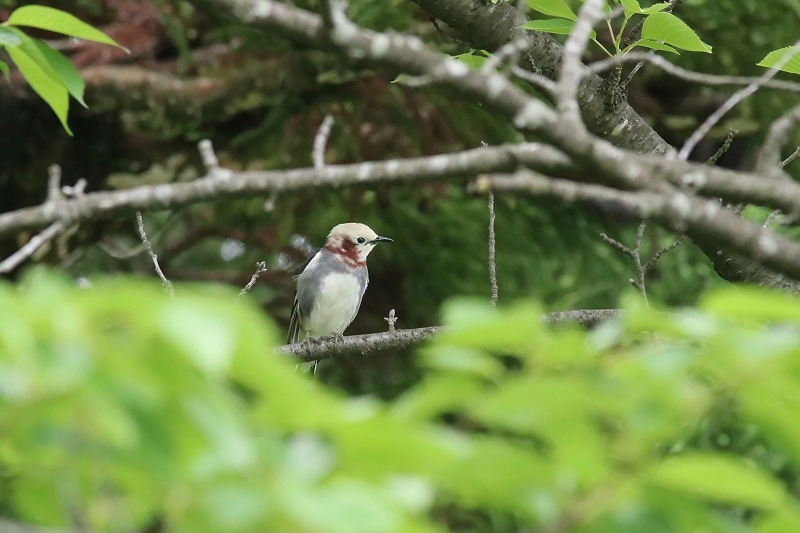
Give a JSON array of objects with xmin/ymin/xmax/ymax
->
[{"xmin": 288, "ymin": 223, "xmax": 392, "ymax": 371}]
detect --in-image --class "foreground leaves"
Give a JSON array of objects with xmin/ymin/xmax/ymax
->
[{"xmin": 3, "ymin": 274, "xmax": 800, "ymax": 531}]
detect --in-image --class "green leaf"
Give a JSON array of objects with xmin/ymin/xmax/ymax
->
[
  {"xmin": 6, "ymin": 29, "xmax": 85, "ymax": 111},
  {"xmin": 6, "ymin": 45, "xmax": 72, "ymax": 135},
  {"xmin": 648, "ymin": 453, "xmax": 785, "ymax": 509},
  {"xmin": 633, "ymin": 39, "xmax": 680, "ymax": 54},
  {"xmin": 7, "ymin": 5, "xmax": 127, "ymax": 50},
  {"xmin": 0, "ymin": 60, "xmax": 8, "ymax": 81},
  {"xmin": 620, "ymin": 0, "xmax": 642, "ymax": 16},
  {"xmin": 641, "ymin": 2, "xmax": 670, "ymax": 14},
  {"xmin": 32, "ymin": 39, "xmax": 86, "ymax": 108},
  {"xmin": 521, "ymin": 19, "xmax": 596, "ymax": 39},
  {"xmin": 758, "ymin": 46, "xmax": 800, "ymax": 75},
  {"xmin": 454, "ymin": 53, "xmax": 486, "ymax": 69},
  {"xmin": 0, "ymin": 26, "xmax": 21, "ymax": 47},
  {"xmin": 525, "ymin": 0, "xmax": 576, "ymax": 21},
  {"xmin": 641, "ymin": 12, "xmax": 712, "ymax": 53}
]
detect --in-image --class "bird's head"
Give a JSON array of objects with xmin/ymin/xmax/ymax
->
[{"xmin": 325, "ymin": 222, "xmax": 392, "ymax": 267}]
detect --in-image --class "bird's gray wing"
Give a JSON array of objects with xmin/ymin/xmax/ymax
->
[
  {"xmin": 287, "ymin": 296, "xmax": 302, "ymax": 344},
  {"xmin": 287, "ymin": 250, "xmax": 324, "ymax": 344}
]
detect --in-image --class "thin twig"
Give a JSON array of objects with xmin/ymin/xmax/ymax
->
[
  {"xmin": 644, "ymin": 235, "xmax": 685, "ymax": 271},
  {"xmin": 782, "ymin": 146, "xmax": 800, "ymax": 168},
  {"xmin": 631, "ymin": 222, "xmax": 648, "ymax": 305},
  {"xmin": 482, "ymin": 37, "xmax": 530, "ymax": 73},
  {"xmin": 705, "ymin": 130, "xmax": 738, "ymax": 166},
  {"xmin": 0, "ymin": 221, "xmax": 65, "ymax": 274},
  {"xmin": 760, "ymin": 103, "xmax": 800, "ymax": 171},
  {"xmin": 679, "ymin": 41, "xmax": 800, "ymax": 160},
  {"xmin": 237, "ymin": 261, "xmax": 268, "ymax": 299},
  {"xmin": 621, "ymin": 50, "xmax": 653, "ymax": 88},
  {"xmin": 312, "ymin": 114, "xmax": 335, "ymax": 169},
  {"xmin": 510, "ymin": 65, "xmax": 557, "ymax": 93},
  {"xmin": 482, "ymin": 141, "xmax": 499, "ymax": 308},
  {"xmin": 589, "ymin": 52, "xmax": 800, "ymax": 94},
  {"xmin": 600, "ymin": 233, "xmax": 634, "ymax": 258},
  {"xmin": 97, "ymin": 240, "xmax": 150, "ymax": 260},
  {"xmin": 136, "ymin": 211, "xmax": 174, "ymax": 297},
  {"xmin": 764, "ymin": 210, "xmax": 781, "ymax": 228},
  {"xmin": 488, "ymin": 191, "xmax": 499, "ymax": 307}
]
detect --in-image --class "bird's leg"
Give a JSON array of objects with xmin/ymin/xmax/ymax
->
[{"xmin": 294, "ymin": 336, "xmax": 321, "ymax": 372}]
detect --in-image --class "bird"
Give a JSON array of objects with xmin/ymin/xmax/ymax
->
[{"xmin": 288, "ymin": 222, "xmax": 393, "ymax": 372}]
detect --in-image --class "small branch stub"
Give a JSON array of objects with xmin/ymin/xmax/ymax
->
[
  {"xmin": 198, "ymin": 139, "xmax": 219, "ymax": 172},
  {"xmin": 313, "ymin": 114, "xmax": 335, "ymax": 169},
  {"xmin": 384, "ymin": 309, "xmax": 398, "ymax": 331}
]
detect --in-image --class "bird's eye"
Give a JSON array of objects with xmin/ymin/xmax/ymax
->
[{"xmin": 357, "ymin": 237, "xmax": 366, "ymax": 244}]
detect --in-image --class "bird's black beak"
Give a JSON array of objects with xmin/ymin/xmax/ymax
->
[{"xmin": 371, "ymin": 236, "xmax": 393, "ymax": 244}]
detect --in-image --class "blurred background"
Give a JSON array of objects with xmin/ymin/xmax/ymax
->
[{"xmin": 1, "ymin": 0, "xmax": 798, "ymax": 394}]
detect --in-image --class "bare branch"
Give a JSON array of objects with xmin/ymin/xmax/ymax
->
[
  {"xmin": 484, "ymin": 171, "xmax": 800, "ymax": 281},
  {"xmin": 0, "ymin": 221, "xmax": 65, "ymax": 275},
  {"xmin": 482, "ymin": 37, "xmax": 530, "ymax": 73},
  {"xmin": 644, "ymin": 236, "xmax": 685, "ymax": 271},
  {"xmin": 97, "ymin": 240, "xmax": 149, "ymax": 260},
  {"xmin": 759, "ymin": 103, "xmax": 800, "ymax": 172},
  {"xmin": 782, "ymin": 146, "xmax": 800, "ymax": 169},
  {"xmin": 280, "ymin": 310, "xmax": 621, "ymax": 362},
  {"xmin": 679, "ymin": 41, "xmax": 800, "ymax": 160},
  {"xmin": 312, "ymin": 114, "xmax": 336, "ymax": 169},
  {"xmin": 488, "ymin": 191, "xmax": 499, "ymax": 307},
  {"xmin": 0, "ymin": 144, "xmax": 574, "ymax": 239},
  {"xmin": 136, "ymin": 212, "xmax": 174, "ymax": 297},
  {"xmin": 589, "ymin": 52, "xmax": 800, "ymax": 94},
  {"xmin": 557, "ymin": 0, "xmax": 606, "ymax": 121},
  {"xmin": 631, "ymin": 222, "xmax": 648, "ymax": 304},
  {"xmin": 238, "ymin": 261, "xmax": 268, "ymax": 299},
  {"xmin": 600, "ymin": 233, "xmax": 634, "ymax": 258},
  {"xmin": 510, "ymin": 65, "xmax": 557, "ymax": 93}
]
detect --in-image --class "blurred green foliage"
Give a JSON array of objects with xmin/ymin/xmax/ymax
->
[{"xmin": 4, "ymin": 272, "xmax": 800, "ymax": 532}]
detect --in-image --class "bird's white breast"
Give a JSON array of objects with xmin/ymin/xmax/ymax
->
[{"xmin": 305, "ymin": 271, "xmax": 363, "ymax": 338}]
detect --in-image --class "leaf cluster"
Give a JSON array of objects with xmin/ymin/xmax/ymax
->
[
  {"xmin": 3, "ymin": 272, "xmax": 800, "ymax": 531},
  {"xmin": 0, "ymin": 5, "xmax": 124, "ymax": 134}
]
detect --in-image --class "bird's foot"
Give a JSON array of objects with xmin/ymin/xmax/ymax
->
[
  {"xmin": 320, "ymin": 332, "xmax": 345, "ymax": 346},
  {"xmin": 294, "ymin": 337, "xmax": 322, "ymax": 372}
]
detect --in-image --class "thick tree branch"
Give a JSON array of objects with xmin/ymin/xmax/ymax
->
[
  {"xmin": 0, "ymin": 143, "xmax": 573, "ymax": 239},
  {"xmin": 410, "ymin": 0, "xmax": 672, "ymax": 155},
  {"xmin": 483, "ymin": 171, "xmax": 800, "ymax": 281},
  {"xmin": 280, "ymin": 309, "xmax": 621, "ymax": 362}
]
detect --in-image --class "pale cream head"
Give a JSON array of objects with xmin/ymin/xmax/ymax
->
[{"xmin": 325, "ymin": 222, "xmax": 392, "ymax": 265}]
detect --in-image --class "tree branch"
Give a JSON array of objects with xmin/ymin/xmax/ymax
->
[
  {"xmin": 279, "ymin": 310, "xmax": 621, "ymax": 362},
  {"xmin": 484, "ymin": 171, "xmax": 800, "ymax": 281},
  {"xmin": 0, "ymin": 143, "xmax": 573, "ymax": 239}
]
